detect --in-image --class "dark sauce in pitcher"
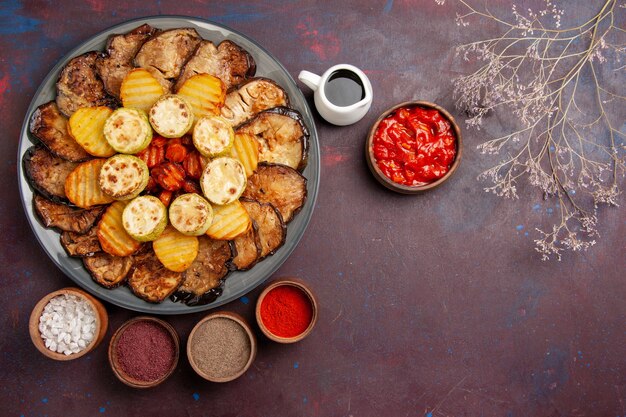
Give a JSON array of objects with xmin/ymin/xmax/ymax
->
[{"xmin": 324, "ymin": 70, "xmax": 365, "ymax": 107}]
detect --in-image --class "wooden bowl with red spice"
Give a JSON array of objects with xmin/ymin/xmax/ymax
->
[
  {"xmin": 108, "ymin": 316, "xmax": 180, "ymax": 389},
  {"xmin": 255, "ymin": 278, "xmax": 318, "ymax": 343},
  {"xmin": 365, "ymin": 100, "xmax": 462, "ymax": 194}
]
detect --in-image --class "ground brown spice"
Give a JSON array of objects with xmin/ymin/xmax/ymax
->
[
  {"xmin": 116, "ymin": 321, "xmax": 175, "ymax": 382},
  {"xmin": 190, "ymin": 317, "xmax": 251, "ymax": 379}
]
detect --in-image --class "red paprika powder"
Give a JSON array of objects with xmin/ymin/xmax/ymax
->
[{"xmin": 260, "ymin": 285, "xmax": 313, "ymax": 338}]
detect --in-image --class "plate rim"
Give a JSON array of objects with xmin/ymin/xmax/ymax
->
[{"xmin": 17, "ymin": 15, "xmax": 320, "ymax": 315}]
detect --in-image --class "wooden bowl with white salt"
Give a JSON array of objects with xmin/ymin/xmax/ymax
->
[{"xmin": 29, "ymin": 287, "xmax": 108, "ymax": 361}]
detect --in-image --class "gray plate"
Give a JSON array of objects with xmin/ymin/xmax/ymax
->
[{"xmin": 17, "ymin": 16, "xmax": 320, "ymax": 315}]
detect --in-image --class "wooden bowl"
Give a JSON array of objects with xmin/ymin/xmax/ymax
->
[
  {"xmin": 187, "ymin": 311, "xmax": 257, "ymax": 383},
  {"xmin": 255, "ymin": 278, "xmax": 318, "ymax": 344},
  {"xmin": 29, "ymin": 287, "xmax": 108, "ymax": 361},
  {"xmin": 108, "ymin": 316, "xmax": 179, "ymax": 389},
  {"xmin": 365, "ymin": 100, "xmax": 462, "ymax": 193}
]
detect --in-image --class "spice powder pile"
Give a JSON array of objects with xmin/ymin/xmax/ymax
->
[
  {"xmin": 260, "ymin": 286, "xmax": 313, "ymax": 338},
  {"xmin": 116, "ymin": 321, "xmax": 176, "ymax": 382},
  {"xmin": 190, "ymin": 317, "xmax": 251, "ymax": 379}
]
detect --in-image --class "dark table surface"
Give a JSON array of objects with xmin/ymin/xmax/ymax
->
[{"xmin": 1, "ymin": 1, "xmax": 624, "ymax": 416}]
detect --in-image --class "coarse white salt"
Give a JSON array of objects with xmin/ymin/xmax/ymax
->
[{"xmin": 38, "ymin": 294, "xmax": 96, "ymax": 356}]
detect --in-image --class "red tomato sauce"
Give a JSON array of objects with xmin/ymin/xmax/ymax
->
[{"xmin": 372, "ymin": 106, "xmax": 457, "ymax": 186}]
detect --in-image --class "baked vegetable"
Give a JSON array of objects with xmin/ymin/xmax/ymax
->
[
  {"xmin": 97, "ymin": 200, "xmax": 142, "ymax": 257},
  {"xmin": 33, "ymin": 194, "xmax": 104, "ymax": 234},
  {"xmin": 122, "ymin": 195, "xmax": 168, "ymax": 241},
  {"xmin": 200, "ymin": 157, "xmax": 247, "ymax": 205},
  {"xmin": 205, "ymin": 200, "xmax": 251, "ymax": 240},
  {"xmin": 240, "ymin": 198, "xmax": 286, "ymax": 259},
  {"xmin": 148, "ymin": 94, "xmax": 193, "ymax": 138},
  {"xmin": 171, "ymin": 236, "xmax": 233, "ymax": 306},
  {"xmin": 220, "ymin": 78, "xmax": 288, "ymax": 127},
  {"xmin": 65, "ymin": 159, "xmax": 115, "ymax": 208},
  {"xmin": 176, "ymin": 73, "xmax": 226, "ymax": 123},
  {"xmin": 104, "ymin": 107, "xmax": 153, "ymax": 154},
  {"xmin": 192, "ymin": 115, "xmax": 233, "ymax": 158},
  {"xmin": 120, "ymin": 68, "xmax": 165, "ymax": 112},
  {"xmin": 168, "ymin": 193, "xmax": 213, "ymax": 236},
  {"xmin": 242, "ymin": 163, "xmax": 307, "ymax": 223},
  {"xmin": 60, "ymin": 227, "xmax": 101, "ymax": 257},
  {"xmin": 231, "ymin": 220, "xmax": 262, "ymax": 270},
  {"xmin": 153, "ymin": 226, "xmax": 199, "ymax": 272},
  {"xmin": 68, "ymin": 106, "xmax": 116, "ymax": 157},
  {"xmin": 29, "ymin": 101, "xmax": 91, "ymax": 162},
  {"xmin": 99, "ymin": 154, "xmax": 149, "ymax": 200},
  {"xmin": 23, "ymin": 146, "xmax": 78, "ymax": 202},
  {"xmin": 230, "ymin": 132, "xmax": 259, "ymax": 177},
  {"xmin": 128, "ymin": 249, "xmax": 184, "ymax": 303},
  {"xmin": 236, "ymin": 107, "xmax": 309, "ymax": 171},
  {"xmin": 84, "ymin": 252, "xmax": 133, "ymax": 289}
]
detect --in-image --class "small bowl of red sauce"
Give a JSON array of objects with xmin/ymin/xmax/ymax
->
[
  {"xmin": 366, "ymin": 101, "xmax": 462, "ymax": 193},
  {"xmin": 255, "ymin": 278, "xmax": 318, "ymax": 344}
]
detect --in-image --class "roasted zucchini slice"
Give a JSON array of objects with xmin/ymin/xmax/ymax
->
[
  {"xmin": 128, "ymin": 249, "xmax": 184, "ymax": 303},
  {"xmin": 103, "ymin": 107, "xmax": 153, "ymax": 154},
  {"xmin": 200, "ymin": 157, "xmax": 247, "ymax": 205},
  {"xmin": 148, "ymin": 94, "xmax": 193, "ymax": 138},
  {"xmin": 168, "ymin": 193, "xmax": 213, "ymax": 236},
  {"xmin": 84, "ymin": 252, "xmax": 133, "ymax": 289},
  {"xmin": 192, "ymin": 115, "xmax": 234, "ymax": 158},
  {"xmin": 23, "ymin": 146, "xmax": 78, "ymax": 202},
  {"xmin": 240, "ymin": 198, "xmax": 286, "ymax": 259},
  {"xmin": 231, "ymin": 220, "xmax": 262, "ymax": 270},
  {"xmin": 99, "ymin": 155, "xmax": 149, "ymax": 200},
  {"xmin": 60, "ymin": 227, "xmax": 101, "ymax": 257},
  {"xmin": 122, "ymin": 195, "xmax": 168, "ymax": 241},
  {"xmin": 171, "ymin": 236, "xmax": 233, "ymax": 306},
  {"xmin": 34, "ymin": 194, "xmax": 104, "ymax": 234},
  {"xmin": 29, "ymin": 101, "xmax": 91, "ymax": 162},
  {"xmin": 242, "ymin": 163, "xmax": 307, "ymax": 223}
]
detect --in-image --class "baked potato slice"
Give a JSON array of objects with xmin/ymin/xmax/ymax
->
[
  {"xmin": 242, "ymin": 163, "xmax": 307, "ymax": 223},
  {"xmin": 23, "ymin": 146, "xmax": 78, "ymax": 202},
  {"xmin": 240, "ymin": 198, "xmax": 286, "ymax": 259},
  {"xmin": 128, "ymin": 249, "xmax": 184, "ymax": 303},
  {"xmin": 65, "ymin": 159, "xmax": 115, "ymax": 208},
  {"xmin": 171, "ymin": 236, "xmax": 233, "ymax": 306},
  {"xmin": 29, "ymin": 101, "xmax": 92, "ymax": 162},
  {"xmin": 34, "ymin": 194, "xmax": 104, "ymax": 234},
  {"xmin": 84, "ymin": 252, "xmax": 133, "ymax": 289}
]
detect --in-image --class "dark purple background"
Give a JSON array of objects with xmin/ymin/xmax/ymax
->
[{"xmin": 1, "ymin": 1, "xmax": 624, "ymax": 416}]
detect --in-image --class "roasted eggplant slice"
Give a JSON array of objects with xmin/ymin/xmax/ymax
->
[
  {"xmin": 240, "ymin": 198, "xmax": 286, "ymax": 259},
  {"xmin": 134, "ymin": 28, "xmax": 202, "ymax": 93},
  {"xmin": 171, "ymin": 236, "xmax": 233, "ymax": 306},
  {"xmin": 83, "ymin": 252, "xmax": 132, "ymax": 289},
  {"xmin": 29, "ymin": 101, "xmax": 91, "ymax": 162},
  {"xmin": 34, "ymin": 194, "xmax": 104, "ymax": 233},
  {"xmin": 23, "ymin": 146, "xmax": 78, "ymax": 201},
  {"xmin": 242, "ymin": 163, "xmax": 307, "ymax": 223},
  {"xmin": 60, "ymin": 227, "xmax": 101, "ymax": 257},
  {"xmin": 236, "ymin": 107, "xmax": 309, "ymax": 171},
  {"xmin": 128, "ymin": 250, "xmax": 183, "ymax": 303},
  {"xmin": 56, "ymin": 51, "xmax": 116, "ymax": 117},
  {"xmin": 175, "ymin": 40, "xmax": 256, "ymax": 92},
  {"xmin": 96, "ymin": 24, "xmax": 158, "ymax": 98},
  {"xmin": 221, "ymin": 78, "xmax": 289, "ymax": 127},
  {"xmin": 231, "ymin": 219, "xmax": 262, "ymax": 270}
]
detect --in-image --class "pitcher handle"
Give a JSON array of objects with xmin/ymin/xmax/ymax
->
[{"xmin": 298, "ymin": 70, "xmax": 321, "ymax": 91}]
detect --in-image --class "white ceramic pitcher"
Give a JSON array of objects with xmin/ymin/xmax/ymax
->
[{"xmin": 298, "ymin": 64, "xmax": 373, "ymax": 126}]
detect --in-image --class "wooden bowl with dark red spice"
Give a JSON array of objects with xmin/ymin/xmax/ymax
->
[
  {"xmin": 365, "ymin": 101, "xmax": 462, "ymax": 194},
  {"xmin": 108, "ymin": 316, "xmax": 179, "ymax": 389},
  {"xmin": 255, "ymin": 278, "xmax": 318, "ymax": 343}
]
